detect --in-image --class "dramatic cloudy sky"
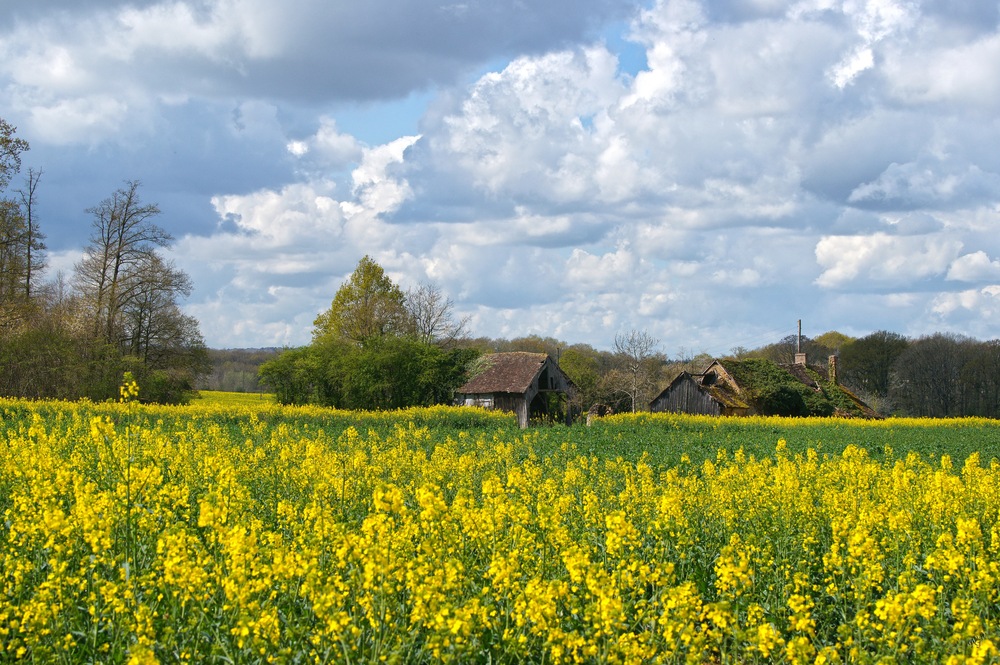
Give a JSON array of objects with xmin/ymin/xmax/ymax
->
[{"xmin": 3, "ymin": 0, "xmax": 1000, "ymax": 353}]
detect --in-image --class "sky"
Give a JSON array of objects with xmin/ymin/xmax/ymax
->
[{"xmin": 2, "ymin": 0, "xmax": 1000, "ymax": 355}]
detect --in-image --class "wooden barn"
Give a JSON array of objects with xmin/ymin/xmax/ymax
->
[
  {"xmin": 650, "ymin": 361, "xmax": 752, "ymax": 416},
  {"xmin": 650, "ymin": 356, "xmax": 878, "ymax": 418},
  {"xmin": 455, "ymin": 352, "xmax": 577, "ymax": 427}
]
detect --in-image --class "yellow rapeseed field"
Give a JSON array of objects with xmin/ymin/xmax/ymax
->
[{"xmin": 2, "ymin": 381, "xmax": 999, "ymax": 663}]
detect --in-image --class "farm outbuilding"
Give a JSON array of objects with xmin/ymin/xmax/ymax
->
[
  {"xmin": 650, "ymin": 361, "xmax": 752, "ymax": 416},
  {"xmin": 650, "ymin": 356, "xmax": 877, "ymax": 418},
  {"xmin": 455, "ymin": 352, "xmax": 577, "ymax": 427}
]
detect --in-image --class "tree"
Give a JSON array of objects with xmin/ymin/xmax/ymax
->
[
  {"xmin": 0, "ymin": 118, "xmax": 29, "ymax": 193},
  {"xmin": 0, "ymin": 199, "xmax": 27, "ymax": 309},
  {"xmin": 960, "ymin": 340, "xmax": 1000, "ymax": 418},
  {"xmin": 839, "ymin": 330, "xmax": 909, "ymax": 409},
  {"xmin": 313, "ymin": 256, "xmax": 408, "ymax": 344},
  {"xmin": 72, "ymin": 181, "xmax": 205, "ymax": 403},
  {"xmin": 405, "ymin": 282, "xmax": 469, "ymax": 345},
  {"xmin": 264, "ymin": 258, "xmax": 478, "ymax": 408},
  {"xmin": 75, "ymin": 180, "xmax": 172, "ymax": 344},
  {"xmin": 757, "ymin": 333, "xmax": 813, "ymax": 365},
  {"xmin": 558, "ymin": 345, "xmax": 602, "ymax": 412},
  {"xmin": 613, "ymin": 329, "xmax": 662, "ymax": 412},
  {"xmin": 813, "ymin": 330, "xmax": 853, "ymax": 354},
  {"xmin": 118, "ymin": 254, "xmax": 193, "ymax": 361},
  {"xmin": 889, "ymin": 333, "xmax": 966, "ymax": 417},
  {"xmin": 16, "ymin": 168, "xmax": 45, "ymax": 299},
  {"xmin": 332, "ymin": 336, "xmax": 476, "ymax": 409},
  {"xmin": 198, "ymin": 348, "xmax": 278, "ymax": 393},
  {"xmin": 261, "ymin": 336, "xmax": 477, "ymax": 409},
  {"xmin": 259, "ymin": 346, "xmax": 329, "ymax": 405},
  {"xmin": 0, "ymin": 308, "xmax": 90, "ymax": 399},
  {"xmin": 0, "ymin": 122, "xmax": 38, "ymax": 327}
]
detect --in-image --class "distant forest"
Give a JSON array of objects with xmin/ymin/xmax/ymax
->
[{"xmin": 197, "ymin": 348, "xmax": 279, "ymax": 393}]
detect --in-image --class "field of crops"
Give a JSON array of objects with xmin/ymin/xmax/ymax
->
[{"xmin": 3, "ymin": 387, "xmax": 1000, "ymax": 663}]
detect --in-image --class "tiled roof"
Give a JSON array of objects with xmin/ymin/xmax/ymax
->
[{"xmin": 457, "ymin": 352, "xmax": 549, "ymax": 394}]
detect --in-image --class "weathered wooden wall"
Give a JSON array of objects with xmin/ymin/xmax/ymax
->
[
  {"xmin": 650, "ymin": 377, "xmax": 723, "ymax": 416},
  {"xmin": 494, "ymin": 393, "xmax": 529, "ymax": 428}
]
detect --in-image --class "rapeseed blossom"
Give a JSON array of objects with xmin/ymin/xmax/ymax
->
[{"xmin": 1, "ymin": 394, "xmax": 1000, "ymax": 662}]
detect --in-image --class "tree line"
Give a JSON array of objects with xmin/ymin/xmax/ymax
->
[
  {"xmin": 0, "ymin": 119, "xmax": 207, "ymax": 403},
  {"xmin": 259, "ymin": 254, "xmax": 674, "ymax": 415},
  {"xmin": 835, "ymin": 330, "xmax": 1000, "ymax": 418},
  {"xmin": 260, "ymin": 254, "xmax": 1000, "ymax": 420}
]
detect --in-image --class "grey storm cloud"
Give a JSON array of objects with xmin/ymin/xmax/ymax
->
[
  {"xmin": 5, "ymin": 0, "xmax": 638, "ymax": 102},
  {"xmin": 4, "ymin": 0, "xmax": 1000, "ymax": 350}
]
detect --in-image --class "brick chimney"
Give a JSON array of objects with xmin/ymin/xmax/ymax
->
[{"xmin": 828, "ymin": 355, "xmax": 838, "ymax": 384}]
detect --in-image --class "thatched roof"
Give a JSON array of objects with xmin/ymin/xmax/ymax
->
[
  {"xmin": 457, "ymin": 352, "xmax": 551, "ymax": 394},
  {"xmin": 700, "ymin": 379, "xmax": 751, "ymax": 409},
  {"xmin": 781, "ymin": 363, "xmax": 821, "ymax": 390}
]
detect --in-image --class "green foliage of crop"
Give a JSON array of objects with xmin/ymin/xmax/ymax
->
[
  {"xmin": 583, "ymin": 412, "xmax": 1000, "ymax": 468},
  {"xmin": 2, "ymin": 398, "xmax": 998, "ymax": 467},
  {"xmin": 194, "ymin": 390, "xmax": 275, "ymax": 407},
  {"xmin": 3, "ymin": 396, "xmax": 1000, "ymax": 663}
]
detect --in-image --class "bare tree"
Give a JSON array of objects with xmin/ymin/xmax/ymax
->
[
  {"xmin": 890, "ymin": 333, "xmax": 968, "ymax": 417},
  {"xmin": 72, "ymin": 180, "xmax": 206, "ymax": 401},
  {"xmin": 16, "ymin": 168, "xmax": 45, "ymax": 299},
  {"xmin": 614, "ymin": 328, "xmax": 661, "ymax": 412},
  {"xmin": 118, "ymin": 254, "xmax": 194, "ymax": 362},
  {"xmin": 405, "ymin": 282, "xmax": 469, "ymax": 345},
  {"xmin": 75, "ymin": 180, "xmax": 171, "ymax": 343}
]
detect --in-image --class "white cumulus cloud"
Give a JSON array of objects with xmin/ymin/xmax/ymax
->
[{"xmin": 815, "ymin": 232, "xmax": 963, "ymax": 288}]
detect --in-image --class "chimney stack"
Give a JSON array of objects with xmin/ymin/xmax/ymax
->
[
  {"xmin": 795, "ymin": 319, "xmax": 806, "ymax": 366},
  {"xmin": 829, "ymin": 355, "xmax": 838, "ymax": 384}
]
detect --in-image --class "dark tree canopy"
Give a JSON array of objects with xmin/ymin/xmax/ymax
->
[{"xmin": 839, "ymin": 330, "xmax": 910, "ymax": 405}]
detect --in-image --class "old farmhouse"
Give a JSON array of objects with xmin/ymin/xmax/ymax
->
[
  {"xmin": 455, "ymin": 352, "xmax": 576, "ymax": 427},
  {"xmin": 651, "ymin": 355, "xmax": 877, "ymax": 418}
]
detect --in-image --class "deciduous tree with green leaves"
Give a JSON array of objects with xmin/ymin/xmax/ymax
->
[
  {"xmin": 313, "ymin": 255, "xmax": 409, "ymax": 344},
  {"xmin": 263, "ymin": 256, "xmax": 477, "ymax": 408}
]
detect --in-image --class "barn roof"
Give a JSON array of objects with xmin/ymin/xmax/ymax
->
[
  {"xmin": 457, "ymin": 352, "xmax": 552, "ymax": 394},
  {"xmin": 701, "ymin": 381, "xmax": 751, "ymax": 409},
  {"xmin": 655, "ymin": 371, "xmax": 750, "ymax": 410}
]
